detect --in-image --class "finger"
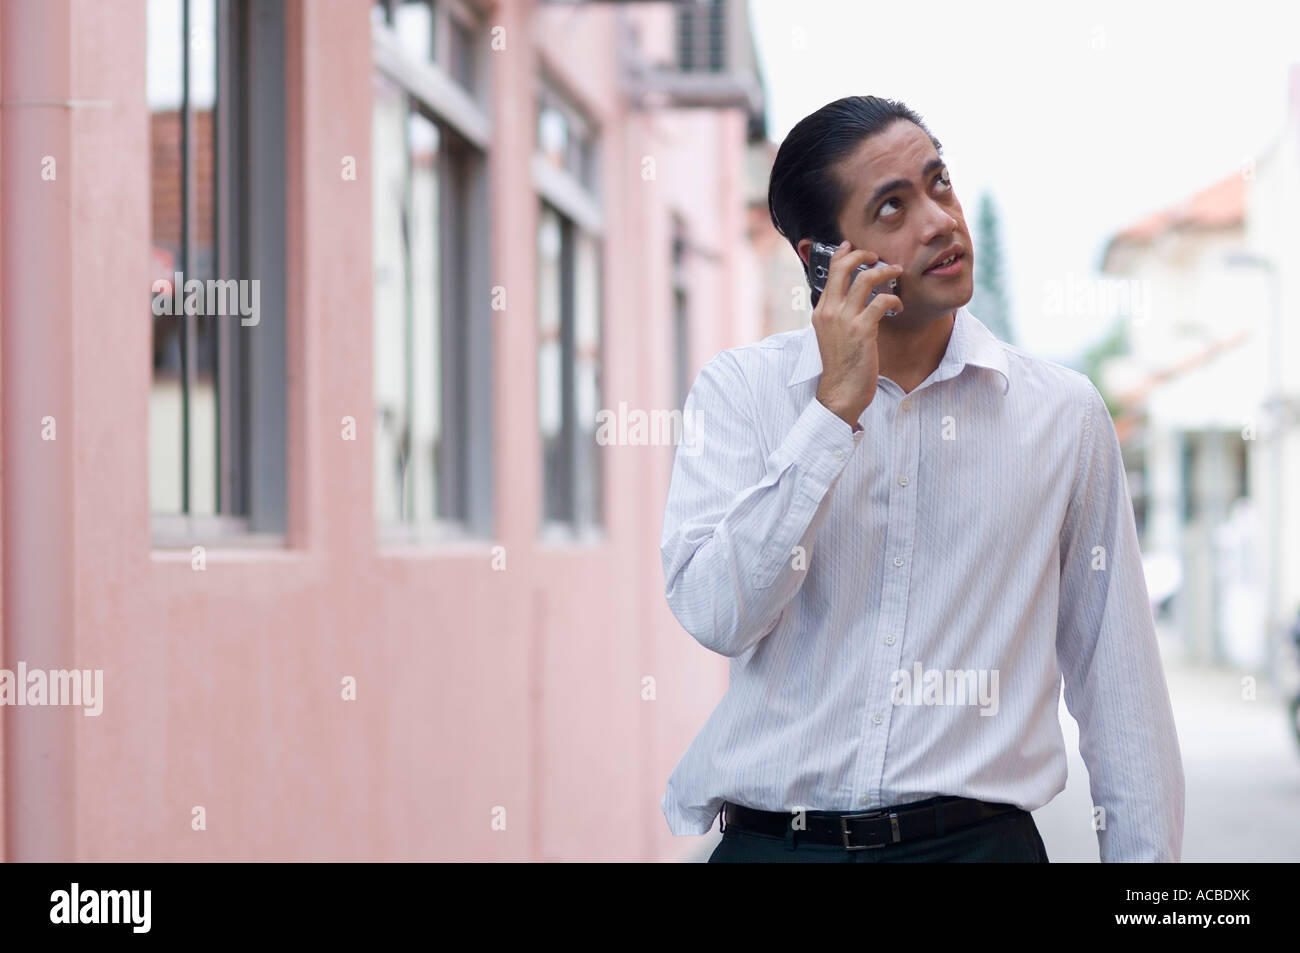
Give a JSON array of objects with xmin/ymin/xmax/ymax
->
[
  {"xmin": 859, "ymin": 293, "xmax": 904, "ymax": 324},
  {"xmin": 826, "ymin": 246, "xmax": 879, "ymax": 311},
  {"xmin": 845, "ymin": 261, "xmax": 903, "ymax": 315},
  {"xmin": 817, "ymin": 241, "xmax": 852, "ymax": 315}
]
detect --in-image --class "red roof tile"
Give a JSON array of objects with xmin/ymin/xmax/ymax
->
[{"xmin": 1112, "ymin": 171, "xmax": 1245, "ymax": 243}]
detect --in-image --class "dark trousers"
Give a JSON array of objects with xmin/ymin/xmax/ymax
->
[{"xmin": 707, "ymin": 802, "xmax": 1050, "ymax": 863}]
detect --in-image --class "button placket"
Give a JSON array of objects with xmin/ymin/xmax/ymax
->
[{"xmin": 860, "ymin": 392, "xmax": 921, "ymax": 806}]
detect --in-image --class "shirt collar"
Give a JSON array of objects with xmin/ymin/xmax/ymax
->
[{"xmin": 785, "ymin": 305, "xmax": 1011, "ymax": 396}]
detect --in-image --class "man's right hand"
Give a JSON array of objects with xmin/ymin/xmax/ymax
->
[{"xmin": 812, "ymin": 240, "xmax": 903, "ymax": 429}]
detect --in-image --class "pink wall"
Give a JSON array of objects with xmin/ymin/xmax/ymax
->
[
  {"xmin": 0, "ymin": 0, "xmax": 7, "ymax": 865},
  {"xmin": 2, "ymin": 0, "xmax": 81, "ymax": 862},
  {"xmin": 1, "ymin": 0, "xmax": 751, "ymax": 862}
]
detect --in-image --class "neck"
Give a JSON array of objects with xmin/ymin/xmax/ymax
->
[{"xmin": 878, "ymin": 309, "xmax": 956, "ymax": 394}]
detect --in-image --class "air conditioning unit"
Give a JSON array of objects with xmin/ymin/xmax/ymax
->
[
  {"xmin": 539, "ymin": 0, "xmax": 767, "ymax": 136},
  {"xmin": 676, "ymin": 0, "xmax": 727, "ymax": 73}
]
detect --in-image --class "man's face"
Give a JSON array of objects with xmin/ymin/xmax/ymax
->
[{"xmin": 802, "ymin": 120, "xmax": 973, "ymax": 328}]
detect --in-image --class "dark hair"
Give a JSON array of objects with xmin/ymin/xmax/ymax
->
[{"xmin": 768, "ymin": 96, "xmax": 942, "ymax": 308}]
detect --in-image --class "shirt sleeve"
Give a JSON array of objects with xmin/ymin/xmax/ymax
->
[
  {"xmin": 1055, "ymin": 378, "xmax": 1186, "ymax": 862},
  {"xmin": 660, "ymin": 350, "xmax": 865, "ymax": 658}
]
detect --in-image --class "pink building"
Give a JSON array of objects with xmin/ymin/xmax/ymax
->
[{"xmin": 1, "ymin": 0, "xmax": 769, "ymax": 861}]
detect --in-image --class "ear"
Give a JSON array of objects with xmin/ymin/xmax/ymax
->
[{"xmin": 797, "ymin": 238, "xmax": 812, "ymax": 268}]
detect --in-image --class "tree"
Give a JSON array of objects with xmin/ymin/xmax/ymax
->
[{"xmin": 969, "ymin": 191, "xmax": 1014, "ymax": 345}]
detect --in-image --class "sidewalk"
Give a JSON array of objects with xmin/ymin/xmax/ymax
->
[{"xmin": 1036, "ymin": 622, "xmax": 1300, "ymax": 862}]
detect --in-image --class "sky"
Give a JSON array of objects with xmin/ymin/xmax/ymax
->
[{"xmin": 748, "ymin": 0, "xmax": 1300, "ymax": 366}]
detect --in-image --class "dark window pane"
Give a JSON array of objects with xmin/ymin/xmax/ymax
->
[{"xmin": 448, "ymin": 17, "xmax": 474, "ymax": 91}]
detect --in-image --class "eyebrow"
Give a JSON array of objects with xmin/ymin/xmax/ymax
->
[{"xmin": 864, "ymin": 157, "xmax": 948, "ymax": 216}]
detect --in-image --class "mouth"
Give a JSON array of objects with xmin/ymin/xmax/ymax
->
[{"xmin": 923, "ymin": 251, "xmax": 965, "ymax": 277}]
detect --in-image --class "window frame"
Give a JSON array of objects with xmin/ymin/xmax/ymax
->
[
  {"xmin": 150, "ymin": 0, "xmax": 288, "ymax": 549},
  {"xmin": 372, "ymin": 2, "xmax": 495, "ymax": 546},
  {"xmin": 671, "ymin": 213, "xmax": 691, "ymax": 416},
  {"xmin": 533, "ymin": 66, "xmax": 606, "ymax": 544},
  {"xmin": 371, "ymin": 0, "xmax": 489, "ymax": 107}
]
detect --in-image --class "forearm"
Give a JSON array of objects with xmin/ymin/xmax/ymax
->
[{"xmin": 662, "ymin": 391, "xmax": 862, "ymax": 658}]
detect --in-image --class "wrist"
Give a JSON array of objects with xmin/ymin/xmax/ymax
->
[{"xmin": 816, "ymin": 392, "xmax": 862, "ymax": 430}]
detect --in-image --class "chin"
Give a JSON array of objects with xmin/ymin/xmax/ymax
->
[{"xmin": 941, "ymin": 282, "xmax": 974, "ymax": 312}]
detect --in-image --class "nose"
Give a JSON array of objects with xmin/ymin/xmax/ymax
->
[{"xmin": 920, "ymin": 198, "xmax": 959, "ymax": 244}]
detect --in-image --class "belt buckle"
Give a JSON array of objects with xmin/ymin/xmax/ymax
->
[{"xmin": 838, "ymin": 809, "xmax": 901, "ymax": 850}]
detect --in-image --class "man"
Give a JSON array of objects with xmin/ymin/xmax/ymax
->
[{"xmin": 658, "ymin": 95, "xmax": 1184, "ymax": 862}]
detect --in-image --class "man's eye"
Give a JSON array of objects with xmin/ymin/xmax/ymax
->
[{"xmin": 880, "ymin": 174, "xmax": 949, "ymax": 218}]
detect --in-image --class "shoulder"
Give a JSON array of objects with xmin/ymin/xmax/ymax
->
[
  {"xmin": 710, "ymin": 325, "xmax": 809, "ymax": 367},
  {"xmin": 1000, "ymin": 347, "xmax": 1114, "ymax": 490},
  {"xmin": 699, "ymin": 325, "xmax": 811, "ymax": 391},
  {"xmin": 1001, "ymin": 342, "xmax": 1104, "ymax": 422}
]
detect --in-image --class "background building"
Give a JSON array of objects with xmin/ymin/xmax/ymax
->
[
  {"xmin": 1, "ymin": 0, "xmax": 768, "ymax": 862},
  {"xmin": 1098, "ymin": 65, "xmax": 1300, "ymax": 673}
]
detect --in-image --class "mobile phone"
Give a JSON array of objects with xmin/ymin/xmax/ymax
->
[{"xmin": 808, "ymin": 240, "xmax": 900, "ymax": 316}]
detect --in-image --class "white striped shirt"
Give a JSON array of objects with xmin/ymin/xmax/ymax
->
[{"xmin": 659, "ymin": 305, "xmax": 1184, "ymax": 862}]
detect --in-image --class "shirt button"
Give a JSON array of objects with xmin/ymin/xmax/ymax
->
[
  {"xmin": 833, "ymin": 449, "xmax": 845, "ymax": 460},
  {"xmin": 872, "ymin": 713, "xmax": 883, "ymax": 725},
  {"xmin": 884, "ymin": 635, "xmax": 896, "ymax": 645},
  {"xmin": 859, "ymin": 795, "xmax": 871, "ymax": 806},
  {"xmin": 893, "ymin": 556, "xmax": 904, "ymax": 567},
  {"xmin": 898, "ymin": 475, "xmax": 909, "ymax": 486},
  {"xmin": 901, "ymin": 399, "xmax": 912, "ymax": 411}
]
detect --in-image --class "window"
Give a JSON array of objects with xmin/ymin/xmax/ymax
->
[
  {"xmin": 372, "ymin": 0, "xmax": 484, "ymax": 97},
  {"xmin": 534, "ymin": 72, "xmax": 604, "ymax": 537},
  {"xmin": 537, "ymin": 83, "xmax": 598, "ymax": 193},
  {"xmin": 373, "ymin": 0, "xmax": 493, "ymax": 541},
  {"xmin": 148, "ymin": 0, "xmax": 287, "ymax": 544}
]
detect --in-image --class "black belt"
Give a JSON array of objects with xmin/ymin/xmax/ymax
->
[{"xmin": 720, "ymin": 796, "xmax": 1023, "ymax": 851}]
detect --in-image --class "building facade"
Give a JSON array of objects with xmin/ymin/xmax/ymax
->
[
  {"xmin": 1, "ymin": 0, "xmax": 768, "ymax": 861},
  {"xmin": 1099, "ymin": 65, "xmax": 1300, "ymax": 673}
]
